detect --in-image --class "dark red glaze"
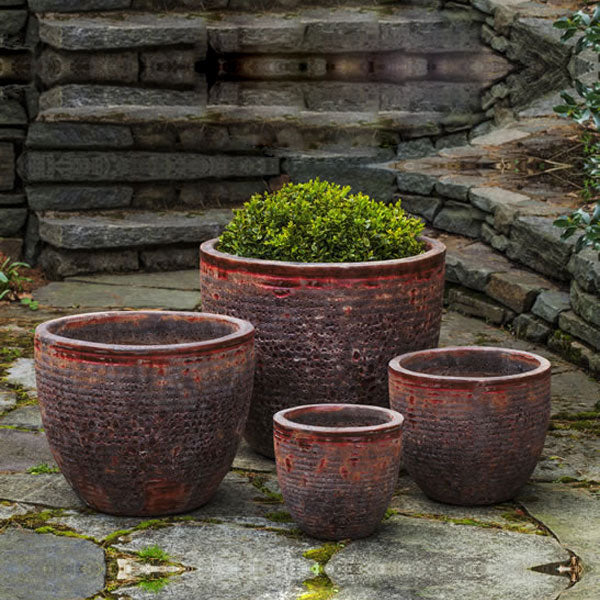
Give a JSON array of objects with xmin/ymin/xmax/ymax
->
[
  {"xmin": 35, "ymin": 311, "xmax": 255, "ymax": 516},
  {"xmin": 200, "ymin": 237, "xmax": 445, "ymax": 457},
  {"xmin": 273, "ymin": 404, "xmax": 403, "ymax": 540},
  {"xmin": 388, "ymin": 346, "xmax": 551, "ymax": 506}
]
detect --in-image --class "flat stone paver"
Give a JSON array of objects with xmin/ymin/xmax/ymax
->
[
  {"xmin": 0, "ymin": 429, "xmax": 54, "ymax": 473},
  {"xmin": 65, "ymin": 269, "xmax": 199, "ymax": 290},
  {"xmin": 4, "ymin": 357, "xmax": 36, "ymax": 392},
  {"xmin": 0, "ymin": 528, "xmax": 105, "ymax": 600},
  {"xmin": 0, "ymin": 473, "xmax": 84, "ymax": 509},
  {"xmin": 0, "ymin": 405, "xmax": 43, "ymax": 431}
]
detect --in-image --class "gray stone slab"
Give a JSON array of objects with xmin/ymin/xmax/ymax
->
[
  {"xmin": 140, "ymin": 246, "xmax": 198, "ymax": 272},
  {"xmin": 469, "ymin": 186, "xmax": 531, "ymax": 214},
  {"xmin": 0, "ymin": 101, "xmax": 27, "ymax": 126},
  {"xmin": 116, "ymin": 522, "xmax": 314, "ymax": 599},
  {"xmin": 513, "ymin": 313, "xmax": 552, "ymax": 345},
  {"xmin": 29, "ymin": 0, "xmax": 130, "ymax": 10},
  {"xmin": 39, "ymin": 13, "xmax": 207, "ymax": 51},
  {"xmin": 568, "ymin": 248, "xmax": 600, "ymax": 294},
  {"xmin": 0, "ymin": 405, "xmax": 42, "ymax": 431},
  {"xmin": 0, "ymin": 429, "xmax": 54, "ymax": 473},
  {"xmin": 400, "ymin": 194, "xmax": 443, "ymax": 223},
  {"xmin": 0, "ymin": 209, "xmax": 26, "ymax": 236},
  {"xmin": 570, "ymin": 282, "xmax": 600, "ymax": 329},
  {"xmin": 433, "ymin": 201, "xmax": 485, "ymax": 238},
  {"xmin": 396, "ymin": 172, "xmax": 437, "ymax": 195},
  {"xmin": 232, "ymin": 439, "xmax": 276, "ymax": 474},
  {"xmin": 4, "ymin": 358, "xmax": 36, "ymax": 392},
  {"xmin": 0, "ymin": 473, "xmax": 84, "ymax": 508},
  {"xmin": 328, "ymin": 515, "xmax": 569, "ymax": 600},
  {"xmin": 66, "ymin": 269, "xmax": 199, "ymax": 291},
  {"xmin": 34, "ymin": 282, "xmax": 201, "ymax": 310},
  {"xmin": 38, "ymin": 209, "xmax": 231, "ymax": 249},
  {"xmin": 559, "ymin": 311, "xmax": 600, "ymax": 352},
  {"xmin": 436, "ymin": 174, "xmax": 486, "ymax": 201},
  {"xmin": 0, "ymin": 10, "xmax": 27, "ymax": 36},
  {"xmin": 0, "ymin": 502, "xmax": 29, "ymax": 520},
  {"xmin": 26, "ymin": 123, "xmax": 133, "ymax": 149},
  {"xmin": 0, "ymin": 528, "xmax": 105, "ymax": 600},
  {"xmin": 396, "ymin": 138, "xmax": 434, "ymax": 159},
  {"xmin": 486, "ymin": 269, "xmax": 557, "ymax": 314},
  {"xmin": 20, "ymin": 150, "xmax": 278, "ymax": 183},
  {"xmin": 28, "ymin": 186, "xmax": 133, "ymax": 211},
  {"xmin": 550, "ymin": 369, "xmax": 600, "ymax": 414},
  {"xmin": 0, "ymin": 391, "xmax": 16, "ymax": 412},
  {"xmin": 0, "ymin": 193, "xmax": 25, "ymax": 207},
  {"xmin": 447, "ymin": 287, "xmax": 514, "ymax": 326},
  {"xmin": 532, "ymin": 290, "xmax": 572, "ymax": 325},
  {"xmin": 39, "ymin": 246, "xmax": 139, "ymax": 279}
]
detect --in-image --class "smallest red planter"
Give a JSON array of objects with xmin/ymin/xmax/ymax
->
[{"xmin": 273, "ymin": 404, "xmax": 403, "ymax": 540}]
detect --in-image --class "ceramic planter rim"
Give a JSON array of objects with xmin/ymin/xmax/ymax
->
[
  {"xmin": 389, "ymin": 345, "xmax": 551, "ymax": 388},
  {"xmin": 201, "ymin": 236, "xmax": 445, "ymax": 278},
  {"xmin": 274, "ymin": 403, "xmax": 404, "ymax": 437},
  {"xmin": 35, "ymin": 310, "xmax": 255, "ymax": 357}
]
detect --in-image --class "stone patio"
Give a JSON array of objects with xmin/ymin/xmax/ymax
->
[{"xmin": 0, "ymin": 278, "xmax": 598, "ymax": 600}]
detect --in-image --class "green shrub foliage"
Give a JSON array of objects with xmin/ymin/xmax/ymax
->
[{"xmin": 218, "ymin": 180, "xmax": 425, "ymax": 263}]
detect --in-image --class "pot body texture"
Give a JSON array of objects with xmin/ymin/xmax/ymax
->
[
  {"xmin": 389, "ymin": 346, "xmax": 551, "ymax": 505},
  {"xmin": 274, "ymin": 404, "xmax": 403, "ymax": 540},
  {"xmin": 35, "ymin": 311, "xmax": 255, "ymax": 516},
  {"xmin": 200, "ymin": 237, "xmax": 445, "ymax": 457}
]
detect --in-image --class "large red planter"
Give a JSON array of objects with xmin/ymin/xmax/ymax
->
[
  {"xmin": 389, "ymin": 346, "xmax": 551, "ymax": 505},
  {"xmin": 200, "ymin": 237, "xmax": 445, "ymax": 457},
  {"xmin": 274, "ymin": 403, "xmax": 403, "ymax": 540},
  {"xmin": 35, "ymin": 311, "xmax": 255, "ymax": 516}
]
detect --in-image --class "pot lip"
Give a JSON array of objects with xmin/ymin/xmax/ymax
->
[
  {"xmin": 35, "ymin": 310, "xmax": 255, "ymax": 356},
  {"xmin": 200, "ymin": 236, "xmax": 445, "ymax": 278},
  {"xmin": 389, "ymin": 346, "xmax": 551, "ymax": 385},
  {"xmin": 273, "ymin": 403, "xmax": 404, "ymax": 436}
]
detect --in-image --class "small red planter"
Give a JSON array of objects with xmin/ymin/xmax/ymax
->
[
  {"xmin": 273, "ymin": 404, "xmax": 403, "ymax": 540},
  {"xmin": 201, "ymin": 236, "xmax": 445, "ymax": 457},
  {"xmin": 35, "ymin": 311, "xmax": 255, "ymax": 516},
  {"xmin": 389, "ymin": 346, "xmax": 551, "ymax": 505}
]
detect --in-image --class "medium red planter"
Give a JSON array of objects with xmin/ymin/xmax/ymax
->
[
  {"xmin": 200, "ymin": 237, "xmax": 445, "ymax": 457},
  {"xmin": 35, "ymin": 311, "xmax": 255, "ymax": 516},
  {"xmin": 273, "ymin": 404, "xmax": 403, "ymax": 540},
  {"xmin": 388, "ymin": 346, "xmax": 551, "ymax": 505}
]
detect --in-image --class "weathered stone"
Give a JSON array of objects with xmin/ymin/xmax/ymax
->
[
  {"xmin": 470, "ymin": 127, "xmax": 531, "ymax": 147},
  {"xmin": 445, "ymin": 239, "xmax": 512, "ymax": 291},
  {"xmin": 0, "ymin": 10, "xmax": 27, "ymax": 36},
  {"xmin": 5, "ymin": 358, "xmax": 36, "ymax": 391},
  {"xmin": 0, "ymin": 127, "xmax": 25, "ymax": 141},
  {"xmin": 0, "ymin": 529, "xmax": 105, "ymax": 600},
  {"xmin": 486, "ymin": 269, "xmax": 556, "ymax": 313},
  {"xmin": 29, "ymin": 0, "xmax": 130, "ymax": 10},
  {"xmin": 27, "ymin": 186, "xmax": 133, "ymax": 211},
  {"xmin": 436, "ymin": 175, "xmax": 486, "ymax": 201},
  {"xmin": 0, "ymin": 143, "xmax": 14, "ymax": 191},
  {"xmin": 26, "ymin": 123, "xmax": 133, "ymax": 149},
  {"xmin": 39, "ymin": 13, "xmax": 206, "ymax": 51},
  {"xmin": 480, "ymin": 222, "xmax": 509, "ymax": 252},
  {"xmin": 0, "ymin": 193, "xmax": 25, "ymax": 206},
  {"xmin": 400, "ymin": 194, "xmax": 443, "ymax": 223},
  {"xmin": 39, "ymin": 246, "xmax": 139, "ymax": 279},
  {"xmin": 179, "ymin": 180, "xmax": 267, "ymax": 208},
  {"xmin": 435, "ymin": 132, "xmax": 468, "ymax": 150},
  {"xmin": 396, "ymin": 138, "xmax": 434, "ymax": 159},
  {"xmin": 568, "ymin": 247, "xmax": 600, "ymax": 294},
  {"xmin": 433, "ymin": 201, "xmax": 485, "ymax": 238},
  {"xmin": 507, "ymin": 216, "xmax": 575, "ymax": 281},
  {"xmin": 0, "ymin": 237, "xmax": 22, "ymax": 260},
  {"xmin": 0, "ymin": 208, "xmax": 26, "ymax": 236},
  {"xmin": 0, "ymin": 390, "xmax": 17, "ymax": 412},
  {"xmin": 0, "ymin": 472, "xmax": 83, "ymax": 508},
  {"xmin": 0, "ymin": 100, "xmax": 27, "ymax": 126},
  {"xmin": 328, "ymin": 515, "xmax": 569, "ymax": 600},
  {"xmin": 513, "ymin": 313, "xmax": 552, "ymax": 344},
  {"xmin": 532, "ymin": 290, "xmax": 571, "ymax": 325},
  {"xmin": 0, "ymin": 53, "xmax": 31, "ymax": 81},
  {"xmin": 469, "ymin": 186, "xmax": 530, "ymax": 213},
  {"xmin": 19, "ymin": 151, "xmax": 279, "ymax": 183},
  {"xmin": 447, "ymin": 286, "xmax": 514, "ymax": 325},
  {"xmin": 140, "ymin": 48, "xmax": 198, "ymax": 86},
  {"xmin": 0, "ymin": 405, "xmax": 43, "ymax": 431},
  {"xmin": 396, "ymin": 172, "xmax": 437, "ymax": 195},
  {"xmin": 140, "ymin": 246, "xmax": 199, "ymax": 272},
  {"xmin": 67, "ymin": 269, "xmax": 199, "ymax": 291},
  {"xmin": 37, "ymin": 84, "xmax": 207, "ymax": 122},
  {"xmin": 570, "ymin": 281, "xmax": 600, "ymax": 329},
  {"xmin": 558, "ymin": 310, "xmax": 600, "ymax": 351},
  {"xmin": 0, "ymin": 429, "xmax": 53, "ymax": 472}
]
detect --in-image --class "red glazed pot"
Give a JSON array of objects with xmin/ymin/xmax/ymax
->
[
  {"xmin": 388, "ymin": 346, "xmax": 551, "ymax": 505},
  {"xmin": 35, "ymin": 311, "xmax": 255, "ymax": 516},
  {"xmin": 200, "ymin": 237, "xmax": 445, "ymax": 457},
  {"xmin": 274, "ymin": 404, "xmax": 403, "ymax": 540}
]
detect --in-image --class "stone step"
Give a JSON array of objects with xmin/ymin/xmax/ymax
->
[{"xmin": 37, "ymin": 208, "xmax": 232, "ymax": 250}]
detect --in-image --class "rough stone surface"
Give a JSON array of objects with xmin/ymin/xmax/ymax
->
[
  {"xmin": 396, "ymin": 172, "xmax": 437, "ymax": 195},
  {"xmin": 486, "ymin": 269, "xmax": 557, "ymax": 314},
  {"xmin": 39, "ymin": 246, "xmax": 139, "ymax": 279},
  {"xmin": 26, "ymin": 123, "xmax": 133, "ymax": 149},
  {"xmin": 570, "ymin": 282, "xmax": 600, "ymax": 329},
  {"xmin": 559, "ymin": 311, "xmax": 600, "ymax": 351},
  {"xmin": 396, "ymin": 138, "xmax": 434, "ymax": 159},
  {"xmin": 513, "ymin": 313, "xmax": 552, "ymax": 344},
  {"xmin": 0, "ymin": 10, "xmax": 27, "ymax": 36},
  {"xmin": 400, "ymin": 194, "xmax": 443, "ymax": 222},
  {"xmin": 29, "ymin": 0, "xmax": 130, "ymax": 10},
  {"xmin": 0, "ymin": 529, "xmax": 105, "ymax": 600},
  {"xmin": 66, "ymin": 269, "xmax": 199, "ymax": 291},
  {"xmin": 436, "ymin": 174, "xmax": 486, "ymax": 201},
  {"xmin": 0, "ymin": 209, "xmax": 26, "ymax": 236},
  {"xmin": 532, "ymin": 290, "xmax": 572, "ymax": 325},
  {"xmin": 470, "ymin": 127, "xmax": 531, "ymax": 146},
  {"xmin": 0, "ymin": 405, "xmax": 42, "ymax": 431},
  {"xmin": 0, "ymin": 429, "xmax": 54, "ymax": 472},
  {"xmin": 568, "ymin": 248, "xmax": 600, "ymax": 294},
  {"xmin": 139, "ymin": 246, "xmax": 199, "ymax": 272},
  {"xmin": 0, "ymin": 390, "xmax": 17, "ymax": 412},
  {"xmin": 0, "ymin": 101, "xmax": 27, "ymax": 126},
  {"xmin": 469, "ymin": 186, "xmax": 531, "ymax": 214},
  {"xmin": 27, "ymin": 186, "xmax": 133, "ymax": 211},
  {"xmin": 0, "ymin": 144, "xmax": 14, "ymax": 192},
  {"xmin": 328, "ymin": 516, "xmax": 569, "ymax": 600},
  {"xmin": 433, "ymin": 201, "xmax": 485, "ymax": 238},
  {"xmin": 4, "ymin": 358, "xmax": 36, "ymax": 392},
  {"xmin": 447, "ymin": 286, "xmax": 514, "ymax": 325},
  {"xmin": 0, "ymin": 194, "xmax": 25, "ymax": 206}
]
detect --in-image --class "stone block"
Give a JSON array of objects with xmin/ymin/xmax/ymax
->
[
  {"xmin": 131, "ymin": 185, "xmax": 177, "ymax": 209},
  {"xmin": 140, "ymin": 245, "xmax": 199, "ymax": 271},
  {"xmin": 559, "ymin": 310, "xmax": 600, "ymax": 351},
  {"xmin": 140, "ymin": 48, "xmax": 198, "ymax": 87},
  {"xmin": 486, "ymin": 269, "xmax": 557, "ymax": 313},
  {"xmin": 469, "ymin": 186, "xmax": 530, "ymax": 213},
  {"xmin": 436, "ymin": 175, "xmax": 486, "ymax": 201},
  {"xmin": 447, "ymin": 286, "xmax": 514, "ymax": 325},
  {"xmin": 179, "ymin": 180, "xmax": 268, "ymax": 208},
  {"xmin": 433, "ymin": 201, "xmax": 485, "ymax": 238},
  {"xmin": 570, "ymin": 281, "xmax": 600, "ymax": 329},
  {"xmin": 304, "ymin": 20, "xmax": 380, "ymax": 52},
  {"xmin": 0, "ymin": 194, "xmax": 25, "ymax": 206},
  {"xmin": 0, "ymin": 54, "xmax": 31, "ymax": 81},
  {"xmin": 513, "ymin": 313, "xmax": 552, "ymax": 344},
  {"xmin": 506, "ymin": 216, "xmax": 575, "ymax": 281},
  {"xmin": 380, "ymin": 82, "xmax": 483, "ymax": 113},
  {"xmin": 39, "ymin": 13, "xmax": 206, "ymax": 51},
  {"xmin": 19, "ymin": 151, "xmax": 280, "ymax": 183},
  {"xmin": 0, "ymin": 10, "xmax": 27, "ymax": 36},
  {"xmin": 0, "ymin": 128, "xmax": 25, "ymax": 141},
  {"xmin": 568, "ymin": 247, "xmax": 600, "ymax": 294},
  {"xmin": 131, "ymin": 123, "xmax": 178, "ymax": 149},
  {"xmin": 0, "ymin": 143, "xmax": 14, "ymax": 191},
  {"xmin": 39, "ymin": 246, "xmax": 139, "ymax": 279},
  {"xmin": 27, "ymin": 186, "xmax": 133, "ymax": 211},
  {"xmin": 400, "ymin": 194, "xmax": 443, "ymax": 223},
  {"xmin": 434, "ymin": 132, "xmax": 468, "ymax": 150},
  {"xmin": 396, "ymin": 138, "xmax": 435, "ymax": 159},
  {"xmin": 26, "ymin": 123, "xmax": 133, "ymax": 149},
  {"xmin": 531, "ymin": 290, "xmax": 571, "ymax": 325},
  {"xmin": 480, "ymin": 222, "xmax": 509, "ymax": 252},
  {"xmin": 0, "ymin": 208, "xmax": 26, "ymax": 236},
  {"xmin": 29, "ymin": 0, "xmax": 130, "ymax": 10},
  {"xmin": 0, "ymin": 100, "xmax": 27, "ymax": 126},
  {"xmin": 396, "ymin": 172, "xmax": 437, "ymax": 195}
]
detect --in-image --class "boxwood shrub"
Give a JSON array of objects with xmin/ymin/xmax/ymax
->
[{"xmin": 218, "ymin": 179, "xmax": 425, "ymax": 263}]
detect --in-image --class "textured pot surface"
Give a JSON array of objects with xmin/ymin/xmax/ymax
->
[
  {"xmin": 35, "ymin": 311, "xmax": 255, "ymax": 516},
  {"xmin": 200, "ymin": 237, "xmax": 445, "ymax": 457},
  {"xmin": 389, "ymin": 346, "xmax": 551, "ymax": 505},
  {"xmin": 274, "ymin": 404, "xmax": 403, "ymax": 540}
]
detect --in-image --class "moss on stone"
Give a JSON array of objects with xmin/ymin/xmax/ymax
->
[{"xmin": 266, "ymin": 510, "xmax": 294, "ymax": 523}]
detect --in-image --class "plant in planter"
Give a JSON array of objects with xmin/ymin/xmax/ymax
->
[{"xmin": 200, "ymin": 179, "xmax": 446, "ymax": 457}]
